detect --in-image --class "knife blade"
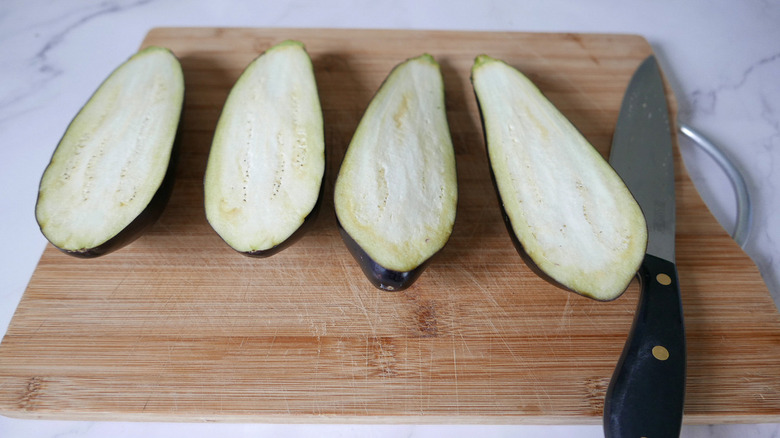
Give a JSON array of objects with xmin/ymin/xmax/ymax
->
[{"xmin": 603, "ymin": 55, "xmax": 686, "ymax": 437}]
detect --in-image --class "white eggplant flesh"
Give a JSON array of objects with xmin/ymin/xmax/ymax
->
[
  {"xmin": 204, "ymin": 40, "xmax": 325, "ymax": 256},
  {"xmin": 35, "ymin": 46, "xmax": 184, "ymax": 257},
  {"xmin": 471, "ymin": 55, "xmax": 647, "ymax": 301},
  {"xmin": 334, "ymin": 54, "xmax": 458, "ymax": 291}
]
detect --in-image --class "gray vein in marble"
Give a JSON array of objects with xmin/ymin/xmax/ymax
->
[
  {"xmin": 689, "ymin": 50, "xmax": 780, "ymax": 116},
  {"xmin": 31, "ymin": 0, "xmax": 154, "ymax": 65},
  {"xmin": 0, "ymin": 0, "xmax": 154, "ymax": 124},
  {"xmin": 750, "ymin": 134, "xmax": 780, "ymax": 305}
]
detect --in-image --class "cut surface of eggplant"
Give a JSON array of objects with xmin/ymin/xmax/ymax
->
[
  {"xmin": 334, "ymin": 54, "xmax": 457, "ymax": 290},
  {"xmin": 35, "ymin": 46, "xmax": 184, "ymax": 257},
  {"xmin": 204, "ymin": 40, "xmax": 325, "ymax": 256},
  {"xmin": 471, "ymin": 55, "xmax": 647, "ymax": 301}
]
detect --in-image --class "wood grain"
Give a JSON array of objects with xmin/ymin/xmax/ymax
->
[{"xmin": 1, "ymin": 28, "xmax": 778, "ymax": 424}]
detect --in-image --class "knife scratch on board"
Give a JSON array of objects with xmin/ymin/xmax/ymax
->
[
  {"xmin": 351, "ymin": 284, "xmax": 377, "ymax": 336},
  {"xmin": 265, "ymin": 331, "xmax": 277, "ymax": 360},
  {"xmin": 492, "ymin": 321, "xmax": 521, "ymax": 365},
  {"xmin": 558, "ymin": 294, "xmax": 573, "ymax": 333},
  {"xmin": 141, "ymin": 392, "xmax": 151, "ymax": 413},
  {"xmin": 452, "ymin": 339, "xmax": 460, "ymax": 415}
]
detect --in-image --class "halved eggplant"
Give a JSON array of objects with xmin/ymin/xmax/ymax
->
[
  {"xmin": 204, "ymin": 40, "xmax": 325, "ymax": 257},
  {"xmin": 471, "ymin": 55, "xmax": 647, "ymax": 301},
  {"xmin": 35, "ymin": 46, "xmax": 184, "ymax": 258},
  {"xmin": 334, "ymin": 54, "xmax": 458, "ymax": 291}
]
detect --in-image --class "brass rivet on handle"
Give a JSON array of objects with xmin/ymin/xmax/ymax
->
[
  {"xmin": 652, "ymin": 345, "xmax": 670, "ymax": 361},
  {"xmin": 656, "ymin": 273, "xmax": 672, "ymax": 285}
]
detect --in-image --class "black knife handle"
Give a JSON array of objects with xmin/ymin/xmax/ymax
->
[{"xmin": 604, "ymin": 254, "xmax": 686, "ymax": 438}]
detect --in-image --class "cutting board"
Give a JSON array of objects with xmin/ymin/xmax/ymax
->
[{"xmin": 1, "ymin": 28, "xmax": 779, "ymax": 424}]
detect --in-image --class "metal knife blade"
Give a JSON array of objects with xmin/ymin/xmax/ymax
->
[
  {"xmin": 609, "ymin": 56, "xmax": 676, "ymax": 262},
  {"xmin": 603, "ymin": 55, "xmax": 687, "ymax": 438}
]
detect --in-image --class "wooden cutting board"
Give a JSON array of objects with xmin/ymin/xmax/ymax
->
[{"xmin": 1, "ymin": 28, "xmax": 779, "ymax": 424}]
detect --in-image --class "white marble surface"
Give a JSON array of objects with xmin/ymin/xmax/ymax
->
[{"xmin": 1, "ymin": 0, "xmax": 779, "ymax": 436}]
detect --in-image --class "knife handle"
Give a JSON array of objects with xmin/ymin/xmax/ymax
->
[{"xmin": 604, "ymin": 254, "xmax": 686, "ymax": 438}]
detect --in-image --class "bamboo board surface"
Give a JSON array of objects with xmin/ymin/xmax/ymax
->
[{"xmin": 1, "ymin": 28, "xmax": 779, "ymax": 424}]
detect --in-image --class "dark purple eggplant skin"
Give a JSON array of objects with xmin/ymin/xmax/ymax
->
[
  {"xmin": 37, "ymin": 107, "xmax": 184, "ymax": 259},
  {"xmin": 472, "ymin": 88, "xmax": 626, "ymax": 301},
  {"xmin": 482, "ymin": 135, "xmax": 572, "ymax": 292},
  {"xmin": 205, "ymin": 42, "xmax": 326, "ymax": 259},
  {"xmin": 211, "ymin": 138, "xmax": 326, "ymax": 259},
  {"xmin": 333, "ymin": 55, "xmax": 455, "ymax": 291},
  {"xmin": 234, "ymin": 176, "xmax": 325, "ymax": 258},
  {"xmin": 337, "ymin": 222, "xmax": 431, "ymax": 292},
  {"xmin": 487, "ymin": 171, "xmax": 586, "ymax": 297},
  {"xmin": 59, "ymin": 152, "xmax": 177, "ymax": 258}
]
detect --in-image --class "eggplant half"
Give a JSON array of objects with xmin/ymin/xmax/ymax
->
[
  {"xmin": 204, "ymin": 40, "xmax": 325, "ymax": 257},
  {"xmin": 35, "ymin": 46, "xmax": 184, "ymax": 258},
  {"xmin": 334, "ymin": 54, "xmax": 458, "ymax": 291},
  {"xmin": 471, "ymin": 55, "xmax": 647, "ymax": 301}
]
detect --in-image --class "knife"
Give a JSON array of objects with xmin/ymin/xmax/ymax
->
[{"xmin": 603, "ymin": 55, "xmax": 686, "ymax": 437}]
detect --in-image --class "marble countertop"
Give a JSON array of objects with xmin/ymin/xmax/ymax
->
[{"xmin": 1, "ymin": 0, "xmax": 778, "ymax": 436}]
